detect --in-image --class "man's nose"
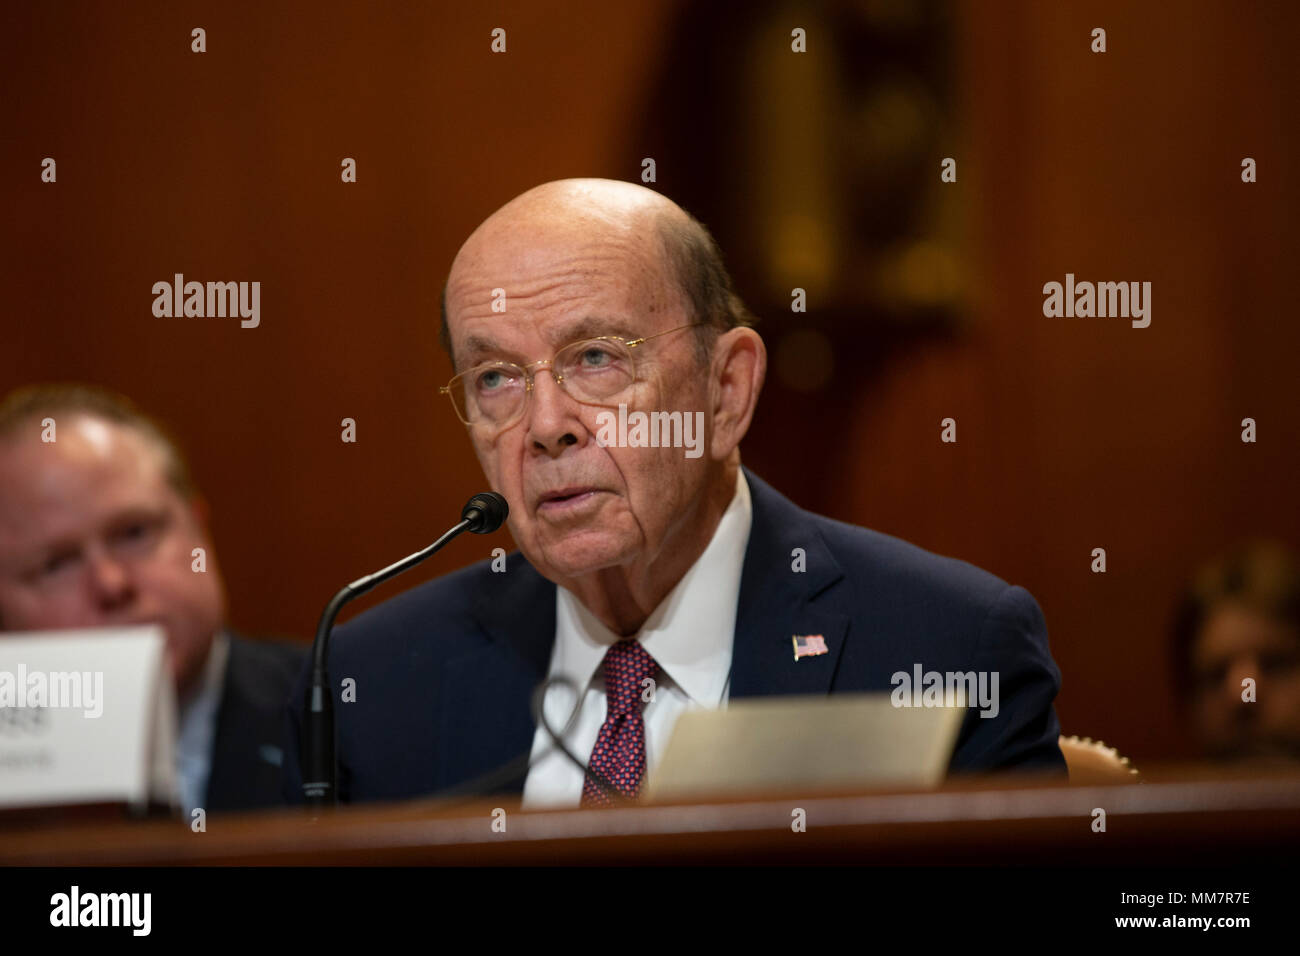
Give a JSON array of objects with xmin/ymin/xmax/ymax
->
[
  {"xmin": 525, "ymin": 369, "xmax": 583, "ymax": 456},
  {"xmin": 85, "ymin": 548, "xmax": 136, "ymax": 612}
]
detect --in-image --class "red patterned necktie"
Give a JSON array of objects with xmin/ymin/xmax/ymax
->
[{"xmin": 581, "ymin": 639, "xmax": 659, "ymax": 808}]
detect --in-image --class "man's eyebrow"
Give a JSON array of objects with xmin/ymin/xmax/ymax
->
[
  {"xmin": 19, "ymin": 534, "xmax": 82, "ymax": 569},
  {"xmin": 459, "ymin": 334, "xmax": 509, "ymax": 366},
  {"xmin": 555, "ymin": 316, "xmax": 643, "ymax": 344},
  {"xmin": 103, "ymin": 504, "xmax": 171, "ymax": 530},
  {"xmin": 457, "ymin": 317, "xmax": 645, "ymax": 367}
]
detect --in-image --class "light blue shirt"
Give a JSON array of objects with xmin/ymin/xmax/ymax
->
[{"xmin": 174, "ymin": 631, "xmax": 229, "ymax": 816}]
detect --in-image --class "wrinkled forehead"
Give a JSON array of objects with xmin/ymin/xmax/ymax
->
[{"xmin": 445, "ymin": 217, "xmax": 680, "ymax": 365}]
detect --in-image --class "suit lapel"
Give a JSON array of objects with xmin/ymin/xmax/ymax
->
[
  {"xmin": 729, "ymin": 469, "xmax": 850, "ymax": 699},
  {"xmin": 205, "ymin": 635, "xmax": 287, "ymax": 811},
  {"xmin": 436, "ymin": 470, "xmax": 851, "ymax": 792},
  {"xmin": 437, "ymin": 552, "xmax": 556, "ymax": 793}
]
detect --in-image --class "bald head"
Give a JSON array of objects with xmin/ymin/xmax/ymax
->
[
  {"xmin": 434, "ymin": 178, "xmax": 767, "ymax": 634},
  {"xmin": 467, "ymin": 179, "xmax": 679, "ymax": 239},
  {"xmin": 439, "ymin": 178, "xmax": 753, "ymax": 366}
]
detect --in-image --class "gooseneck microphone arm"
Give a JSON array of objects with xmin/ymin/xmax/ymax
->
[{"xmin": 301, "ymin": 492, "xmax": 508, "ymax": 807}]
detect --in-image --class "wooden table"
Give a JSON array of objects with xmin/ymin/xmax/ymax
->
[{"xmin": 4, "ymin": 765, "xmax": 1298, "ymax": 866}]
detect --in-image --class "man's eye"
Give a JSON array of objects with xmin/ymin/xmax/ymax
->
[
  {"xmin": 42, "ymin": 552, "xmax": 79, "ymax": 576},
  {"xmin": 581, "ymin": 347, "xmax": 614, "ymax": 367},
  {"xmin": 1195, "ymin": 665, "xmax": 1227, "ymax": 689},
  {"xmin": 111, "ymin": 518, "xmax": 163, "ymax": 552},
  {"xmin": 476, "ymin": 369, "xmax": 513, "ymax": 392},
  {"xmin": 1260, "ymin": 651, "xmax": 1300, "ymax": 674}
]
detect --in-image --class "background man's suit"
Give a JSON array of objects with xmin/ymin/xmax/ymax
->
[
  {"xmin": 206, "ymin": 635, "xmax": 306, "ymax": 811},
  {"xmin": 282, "ymin": 469, "xmax": 1065, "ymax": 803}
]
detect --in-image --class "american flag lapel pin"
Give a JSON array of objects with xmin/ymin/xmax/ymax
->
[{"xmin": 792, "ymin": 634, "xmax": 828, "ymax": 661}]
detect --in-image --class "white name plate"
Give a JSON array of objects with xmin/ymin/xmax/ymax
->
[
  {"xmin": 647, "ymin": 693, "xmax": 965, "ymax": 802},
  {"xmin": 0, "ymin": 627, "xmax": 177, "ymax": 812}
]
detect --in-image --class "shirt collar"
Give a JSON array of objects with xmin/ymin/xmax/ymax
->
[
  {"xmin": 176, "ymin": 629, "xmax": 229, "ymax": 755},
  {"xmin": 552, "ymin": 468, "xmax": 753, "ymax": 706}
]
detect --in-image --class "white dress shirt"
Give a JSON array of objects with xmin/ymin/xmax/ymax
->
[
  {"xmin": 521, "ymin": 469, "xmax": 753, "ymax": 809},
  {"xmin": 175, "ymin": 630, "xmax": 229, "ymax": 816}
]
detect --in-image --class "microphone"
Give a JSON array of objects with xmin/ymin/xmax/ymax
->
[
  {"xmin": 461, "ymin": 492, "xmax": 508, "ymax": 534},
  {"xmin": 300, "ymin": 491, "xmax": 509, "ymax": 807}
]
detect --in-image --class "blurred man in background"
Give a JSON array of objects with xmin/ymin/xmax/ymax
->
[
  {"xmin": 1173, "ymin": 540, "xmax": 1300, "ymax": 766},
  {"xmin": 0, "ymin": 384, "xmax": 304, "ymax": 814}
]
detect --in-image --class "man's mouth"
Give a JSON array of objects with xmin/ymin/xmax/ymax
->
[{"xmin": 536, "ymin": 487, "xmax": 603, "ymax": 514}]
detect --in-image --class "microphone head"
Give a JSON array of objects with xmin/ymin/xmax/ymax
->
[{"xmin": 462, "ymin": 491, "xmax": 509, "ymax": 534}]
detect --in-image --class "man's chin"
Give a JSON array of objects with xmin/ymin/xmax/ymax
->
[{"xmin": 532, "ymin": 529, "xmax": 636, "ymax": 581}]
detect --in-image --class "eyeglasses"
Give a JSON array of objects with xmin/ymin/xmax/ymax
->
[{"xmin": 440, "ymin": 323, "xmax": 701, "ymax": 430}]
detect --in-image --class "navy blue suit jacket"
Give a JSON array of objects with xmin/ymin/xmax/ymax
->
[
  {"xmin": 208, "ymin": 634, "xmax": 307, "ymax": 812},
  {"xmin": 282, "ymin": 469, "xmax": 1065, "ymax": 804}
]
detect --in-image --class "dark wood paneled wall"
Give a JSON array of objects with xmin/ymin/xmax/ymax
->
[{"xmin": 3, "ymin": 1, "xmax": 1295, "ymax": 762}]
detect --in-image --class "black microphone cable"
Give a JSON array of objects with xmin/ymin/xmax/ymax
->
[
  {"xmin": 530, "ymin": 675, "xmax": 627, "ymax": 805},
  {"xmin": 427, "ymin": 675, "xmax": 627, "ymax": 807}
]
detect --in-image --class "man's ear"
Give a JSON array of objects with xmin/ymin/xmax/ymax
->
[{"xmin": 709, "ymin": 327, "xmax": 766, "ymax": 461}]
